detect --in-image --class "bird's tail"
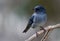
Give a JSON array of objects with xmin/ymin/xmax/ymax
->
[{"xmin": 23, "ymin": 24, "xmax": 31, "ymax": 33}]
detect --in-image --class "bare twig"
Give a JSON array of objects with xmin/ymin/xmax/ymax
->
[
  {"xmin": 44, "ymin": 30, "xmax": 52, "ymax": 41},
  {"xmin": 25, "ymin": 24, "xmax": 60, "ymax": 41},
  {"xmin": 41, "ymin": 29, "xmax": 50, "ymax": 41}
]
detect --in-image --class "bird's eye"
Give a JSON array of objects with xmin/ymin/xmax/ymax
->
[{"xmin": 36, "ymin": 8, "xmax": 39, "ymax": 10}]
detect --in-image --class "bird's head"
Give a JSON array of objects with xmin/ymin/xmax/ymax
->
[{"xmin": 33, "ymin": 5, "xmax": 46, "ymax": 13}]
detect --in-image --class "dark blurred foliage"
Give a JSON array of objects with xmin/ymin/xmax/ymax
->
[{"xmin": 15, "ymin": 0, "xmax": 60, "ymax": 23}]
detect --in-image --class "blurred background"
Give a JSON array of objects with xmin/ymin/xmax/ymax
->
[{"xmin": 0, "ymin": 0, "xmax": 60, "ymax": 41}]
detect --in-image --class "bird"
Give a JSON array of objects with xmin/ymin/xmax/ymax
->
[{"xmin": 23, "ymin": 5, "xmax": 47, "ymax": 36}]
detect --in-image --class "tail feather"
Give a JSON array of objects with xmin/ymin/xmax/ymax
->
[{"xmin": 23, "ymin": 23, "xmax": 32, "ymax": 33}]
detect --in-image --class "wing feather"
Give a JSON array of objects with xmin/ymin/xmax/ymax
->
[{"xmin": 23, "ymin": 16, "xmax": 34, "ymax": 33}]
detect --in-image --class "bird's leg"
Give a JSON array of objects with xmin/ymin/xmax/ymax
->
[
  {"xmin": 35, "ymin": 29, "xmax": 39, "ymax": 37},
  {"xmin": 40, "ymin": 26, "xmax": 46, "ymax": 33},
  {"xmin": 36, "ymin": 32, "xmax": 38, "ymax": 37}
]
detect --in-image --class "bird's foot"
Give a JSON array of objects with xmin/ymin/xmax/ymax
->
[
  {"xmin": 36, "ymin": 32, "xmax": 39, "ymax": 37},
  {"xmin": 40, "ymin": 26, "xmax": 46, "ymax": 33}
]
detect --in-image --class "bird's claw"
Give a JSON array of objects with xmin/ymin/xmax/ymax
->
[
  {"xmin": 36, "ymin": 32, "xmax": 38, "ymax": 37},
  {"xmin": 40, "ymin": 26, "xmax": 46, "ymax": 33}
]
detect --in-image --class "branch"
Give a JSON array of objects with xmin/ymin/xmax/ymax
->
[
  {"xmin": 25, "ymin": 24, "xmax": 60, "ymax": 41},
  {"xmin": 41, "ymin": 29, "xmax": 50, "ymax": 41}
]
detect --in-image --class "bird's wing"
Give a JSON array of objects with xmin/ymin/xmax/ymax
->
[{"xmin": 23, "ymin": 15, "xmax": 34, "ymax": 33}]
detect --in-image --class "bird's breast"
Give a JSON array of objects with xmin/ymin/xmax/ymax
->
[{"xmin": 33, "ymin": 14, "xmax": 47, "ymax": 26}]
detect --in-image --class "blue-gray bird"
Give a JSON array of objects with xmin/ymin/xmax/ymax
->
[{"xmin": 23, "ymin": 5, "xmax": 47, "ymax": 34}]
